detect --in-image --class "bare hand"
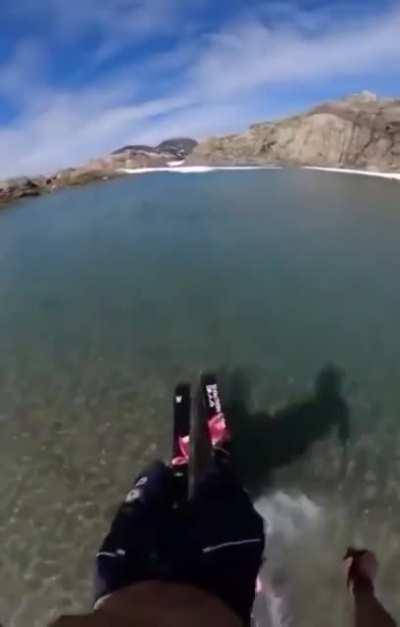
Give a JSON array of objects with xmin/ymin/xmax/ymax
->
[{"xmin": 344, "ymin": 548, "xmax": 378, "ymax": 589}]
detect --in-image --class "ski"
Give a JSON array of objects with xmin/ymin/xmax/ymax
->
[
  {"xmin": 171, "ymin": 383, "xmax": 191, "ymax": 504},
  {"xmin": 171, "ymin": 376, "xmax": 231, "ymax": 500},
  {"xmin": 201, "ymin": 374, "xmax": 231, "ymax": 457},
  {"xmin": 188, "ymin": 383, "xmax": 212, "ymax": 498},
  {"xmin": 172, "ymin": 383, "xmax": 191, "ymax": 465}
]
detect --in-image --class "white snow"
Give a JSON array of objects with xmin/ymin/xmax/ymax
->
[
  {"xmin": 118, "ymin": 164, "xmax": 400, "ymax": 180},
  {"xmin": 117, "ymin": 165, "xmax": 282, "ymax": 175},
  {"xmin": 167, "ymin": 160, "xmax": 185, "ymax": 167},
  {"xmin": 304, "ymin": 166, "xmax": 400, "ymax": 181},
  {"xmin": 117, "ymin": 163, "xmax": 400, "ymax": 183}
]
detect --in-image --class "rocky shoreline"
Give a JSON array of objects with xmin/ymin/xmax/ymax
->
[
  {"xmin": 1, "ymin": 92, "xmax": 400, "ymax": 210},
  {"xmin": 0, "ymin": 170, "xmax": 119, "ymax": 208},
  {"xmin": 0, "ymin": 138, "xmax": 197, "ymax": 209}
]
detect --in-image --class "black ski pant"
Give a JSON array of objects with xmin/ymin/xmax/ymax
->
[{"xmin": 95, "ymin": 459, "xmax": 265, "ymax": 624}]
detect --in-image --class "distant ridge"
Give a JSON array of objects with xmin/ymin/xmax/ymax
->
[{"xmin": 112, "ymin": 138, "xmax": 198, "ymax": 159}]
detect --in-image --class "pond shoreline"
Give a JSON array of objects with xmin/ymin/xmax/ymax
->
[
  {"xmin": 304, "ymin": 166, "xmax": 400, "ymax": 182},
  {"xmin": 1, "ymin": 163, "xmax": 399, "ymax": 212}
]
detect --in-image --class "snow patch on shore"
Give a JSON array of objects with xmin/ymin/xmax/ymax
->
[
  {"xmin": 117, "ymin": 165, "xmax": 282, "ymax": 175},
  {"xmin": 118, "ymin": 164, "xmax": 400, "ymax": 181},
  {"xmin": 167, "ymin": 160, "xmax": 185, "ymax": 167},
  {"xmin": 304, "ymin": 166, "xmax": 400, "ymax": 181}
]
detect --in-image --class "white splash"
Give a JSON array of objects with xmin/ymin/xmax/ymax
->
[
  {"xmin": 256, "ymin": 490, "xmax": 321, "ymax": 542},
  {"xmin": 254, "ymin": 575, "xmax": 289, "ymax": 627},
  {"xmin": 253, "ymin": 491, "xmax": 322, "ymax": 627}
]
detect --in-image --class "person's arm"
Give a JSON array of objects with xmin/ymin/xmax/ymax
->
[
  {"xmin": 50, "ymin": 613, "xmax": 111, "ymax": 627},
  {"xmin": 345, "ymin": 548, "xmax": 396, "ymax": 627},
  {"xmin": 50, "ymin": 581, "xmax": 243, "ymax": 627}
]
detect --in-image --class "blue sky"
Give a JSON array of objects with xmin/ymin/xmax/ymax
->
[{"xmin": 0, "ymin": 0, "xmax": 399, "ymax": 177}]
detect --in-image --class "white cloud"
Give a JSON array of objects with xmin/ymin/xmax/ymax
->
[
  {"xmin": 132, "ymin": 99, "xmax": 263, "ymax": 146},
  {"xmin": 0, "ymin": 3, "xmax": 400, "ymax": 178},
  {"xmin": 0, "ymin": 88, "xmax": 191, "ymax": 177},
  {"xmin": 4, "ymin": 0, "xmax": 183, "ymax": 40},
  {"xmin": 0, "ymin": 40, "xmax": 48, "ymax": 106},
  {"xmin": 191, "ymin": 8, "xmax": 400, "ymax": 98}
]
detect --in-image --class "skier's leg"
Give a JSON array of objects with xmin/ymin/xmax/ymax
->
[
  {"xmin": 188, "ymin": 375, "xmax": 265, "ymax": 624},
  {"xmin": 189, "ymin": 457, "xmax": 265, "ymax": 624},
  {"xmin": 95, "ymin": 383, "xmax": 192, "ymax": 603},
  {"xmin": 95, "ymin": 461, "xmax": 175, "ymax": 603}
]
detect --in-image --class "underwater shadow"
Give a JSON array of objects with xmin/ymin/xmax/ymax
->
[{"xmin": 225, "ymin": 364, "xmax": 350, "ymax": 496}]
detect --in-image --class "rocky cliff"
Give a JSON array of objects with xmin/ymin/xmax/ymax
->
[{"xmin": 189, "ymin": 92, "xmax": 400, "ymax": 170}]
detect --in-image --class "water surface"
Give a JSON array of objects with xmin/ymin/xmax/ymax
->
[{"xmin": 0, "ymin": 170, "xmax": 399, "ymax": 626}]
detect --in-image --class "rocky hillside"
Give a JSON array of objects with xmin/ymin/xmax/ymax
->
[
  {"xmin": 0, "ymin": 137, "xmax": 198, "ymax": 207},
  {"xmin": 189, "ymin": 92, "xmax": 400, "ymax": 170}
]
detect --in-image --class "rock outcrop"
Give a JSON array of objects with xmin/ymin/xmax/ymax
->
[
  {"xmin": 112, "ymin": 137, "xmax": 198, "ymax": 161},
  {"xmin": 0, "ymin": 177, "xmax": 45, "ymax": 206},
  {"xmin": 0, "ymin": 137, "xmax": 198, "ymax": 208},
  {"xmin": 189, "ymin": 92, "xmax": 400, "ymax": 170},
  {"xmin": 156, "ymin": 138, "xmax": 198, "ymax": 159}
]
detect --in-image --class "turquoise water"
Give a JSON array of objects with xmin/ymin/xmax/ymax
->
[{"xmin": 0, "ymin": 170, "xmax": 399, "ymax": 625}]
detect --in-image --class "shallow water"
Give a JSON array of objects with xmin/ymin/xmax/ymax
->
[{"xmin": 0, "ymin": 169, "xmax": 399, "ymax": 625}]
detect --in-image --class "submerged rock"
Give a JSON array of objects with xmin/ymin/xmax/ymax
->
[{"xmin": 364, "ymin": 484, "xmax": 377, "ymax": 500}]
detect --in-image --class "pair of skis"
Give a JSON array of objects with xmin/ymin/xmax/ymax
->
[
  {"xmin": 171, "ymin": 375, "xmax": 230, "ymax": 499},
  {"xmin": 172, "ymin": 377, "xmax": 266, "ymax": 627}
]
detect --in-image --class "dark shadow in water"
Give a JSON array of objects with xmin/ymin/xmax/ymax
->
[{"xmin": 225, "ymin": 364, "xmax": 350, "ymax": 496}]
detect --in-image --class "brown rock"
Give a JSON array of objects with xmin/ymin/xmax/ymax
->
[
  {"xmin": 189, "ymin": 92, "xmax": 400, "ymax": 171},
  {"xmin": 55, "ymin": 167, "xmax": 116, "ymax": 187},
  {"xmin": 0, "ymin": 176, "xmax": 45, "ymax": 207}
]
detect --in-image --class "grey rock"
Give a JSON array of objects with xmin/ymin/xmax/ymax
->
[
  {"xmin": 112, "ymin": 144, "xmax": 158, "ymax": 155},
  {"xmin": 156, "ymin": 138, "xmax": 198, "ymax": 158},
  {"xmin": 111, "ymin": 137, "xmax": 198, "ymax": 160}
]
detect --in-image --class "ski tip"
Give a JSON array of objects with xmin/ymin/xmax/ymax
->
[
  {"xmin": 174, "ymin": 383, "xmax": 191, "ymax": 404},
  {"xmin": 200, "ymin": 373, "xmax": 223, "ymax": 418},
  {"xmin": 172, "ymin": 383, "xmax": 191, "ymax": 464},
  {"xmin": 200, "ymin": 373, "xmax": 232, "ymax": 454},
  {"xmin": 200, "ymin": 372, "xmax": 218, "ymax": 388}
]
